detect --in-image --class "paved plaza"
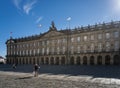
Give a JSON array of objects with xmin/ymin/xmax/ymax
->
[{"xmin": 0, "ymin": 64, "xmax": 120, "ymax": 88}]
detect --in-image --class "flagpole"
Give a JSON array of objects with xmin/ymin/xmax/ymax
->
[{"xmin": 66, "ymin": 17, "xmax": 71, "ymax": 65}]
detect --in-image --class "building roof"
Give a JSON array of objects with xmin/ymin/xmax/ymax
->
[{"xmin": 6, "ymin": 21, "xmax": 120, "ymax": 43}]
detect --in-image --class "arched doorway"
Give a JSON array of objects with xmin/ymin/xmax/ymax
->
[
  {"xmin": 56, "ymin": 57, "xmax": 59, "ymax": 65},
  {"xmin": 50, "ymin": 57, "xmax": 54, "ymax": 65},
  {"xmin": 19, "ymin": 58, "xmax": 22, "ymax": 64},
  {"xmin": 29, "ymin": 58, "xmax": 32, "ymax": 64},
  {"xmin": 113, "ymin": 55, "xmax": 120, "ymax": 65},
  {"xmin": 37, "ymin": 58, "xmax": 39, "ymax": 64},
  {"xmin": 97, "ymin": 56, "xmax": 102, "ymax": 65},
  {"xmin": 76, "ymin": 56, "xmax": 80, "ymax": 65},
  {"xmin": 15, "ymin": 58, "xmax": 18, "ymax": 64},
  {"xmin": 41, "ymin": 58, "xmax": 44, "ymax": 65},
  {"xmin": 83, "ymin": 56, "xmax": 87, "ymax": 65},
  {"xmin": 26, "ymin": 58, "xmax": 28, "ymax": 64},
  {"xmin": 45, "ymin": 57, "xmax": 49, "ymax": 65},
  {"xmin": 33, "ymin": 58, "xmax": 35, "ymax": 64},
  {"xmin": 70, "ymin": 57, "xmax": 74, "ymax": 65},
  {"xmin": 90, "ymin": 56, "xmax": 94, "ymax": 65},
  {"xmin": 61, "ymin": 57, "xmax": 65, "ymax": 65},
  {"xmin": 105, "ymin": 55, "xmax": 111, "ymax": 65}
]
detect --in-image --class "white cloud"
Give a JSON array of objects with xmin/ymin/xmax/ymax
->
[
  {"xmin": 12, "ymin": 0, "xmax": 37, "ymax": 15},
  {"xmin": 23, "ymin": 0, "xmax": 37, "ymax": 15},
  {"xmin": 38, "ymin": 24, "xmax": 42, "ymax": 28},
  {"xmin": 36, "ymin": 16, "xmax": 43, "ymax": 23},
  {"xmin": 67, "ymin": 17, "xmax": 71, "ymax": 21},
  {"xmin": 13, "ymin": 0, "xmax": 22, "ymax": 10}
]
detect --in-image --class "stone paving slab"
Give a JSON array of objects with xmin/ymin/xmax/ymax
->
[{"xmin": 0, "ymin": 71, "xmax": 120, "ymax": 86}]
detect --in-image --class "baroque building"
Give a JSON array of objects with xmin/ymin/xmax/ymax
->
[{"xmin": 6, "ymin": 21, "xmax": 120, "ymax": 65}]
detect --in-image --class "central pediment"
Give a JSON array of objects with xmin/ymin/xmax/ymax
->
[
  {"xmin": 42, "ymin": 30, "xmax": 64, "ymax": 38},
  {"xmin": 41, "ymin": 21, "xmax": 65, "ymax": 38}
]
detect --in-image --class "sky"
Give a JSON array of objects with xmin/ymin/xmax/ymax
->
[{"xmin": 0, "ymin": 0, "xmax": 120, "ymax": 58}]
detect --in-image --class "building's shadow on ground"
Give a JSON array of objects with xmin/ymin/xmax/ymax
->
[{"xmin": 0, "ymin": 64, "xmax": 120, "ymax": 79}]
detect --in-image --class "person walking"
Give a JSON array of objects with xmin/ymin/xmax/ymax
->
[
  {"xmin": 12, "ymin": 63, "xmax": 17, "ymax": 69},
  {"xmin": 34, "ymin": 64, "xmax": 40, "ymax": 77}
]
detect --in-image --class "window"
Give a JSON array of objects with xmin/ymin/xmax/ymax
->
[
  {"xmin": 52, "ymin": 40, "xmax": 55, "ymax": 45},
  {"xmin": 26, "ymin": 50, "xmax": 28, "ymax": 55},
  {"xmin": 106, "ymin": 42, "xmax": 110, "ymax": 51},
  {"xmin": 42, "ymin": 41, "xmax": 45, "ymax": 46},
  {"xmin": 77, "ymin": 37, "xmax": 80, "ymax": 42},
  {"xmin": 90, "ymin": 35, "xmax": 94, "ymax": 40},
  {"xmin": 98, "ymin": 34, "xmax": 102, "ymax": 40},
  {"xmin": 63, "ymin": 46, "xmax": 65, "ymax": 54},
  {"xmin": 77, "ymin": 46, "xmax": 80, "ymax": 53},
  {"xmin": 52, "ymin": 47, "xmax": 54, "ymax": 54},
  {"xmin": 42, "ymin": 48, "xmax": 44, "ymax": 55},
  {"xmin": 106, "ymin": 33, "xmax": 110, "ymax": 39},
  {"xmin": 83, "ymin": 45, "xmax": 87, "ymax": 53},
  {"xmin": 57, "ymin": 47, "xmax": 60, "ymax": 54},
  {"xmin": 71, "ymin": 46, "xmax": 74, "ymax": 54},
  {"xmin": 47, "ymin": 41, "xmax": 49, "ymax": 45},
  {"xmin": 26, "ymin": 44, "xmax": 29, "ymax": 47},
  {"xmin": 114, "ymin": 31, "xmax": 119, "ymax": 38},
  {"xmin": 58, "ymin": 39, "xmax": 60, "ymax": 44},
  {"xmin": 114, "ymin": 41, "xmax": 119, "ymax": 51},
  {"xmin": 37, "ymin": 49, "xmax": 40, "ymax": 54},
  {"xmin": 20, "ymin": 51, "xmax": 21, "ymax": 56},
  {"xmin": 17, "ymin": 51, "xmax": 18, "ymax": 55},
  {"xmin": 98, "ymin": 43, "xmax": 102, "ymax": 52},
  {"xmin": 71, "ymin": 37, "xmax": 74, "ymax": 42},
  {"xmin": 84, "ymin": 36, "xmax": 87, "ymax": 41},
  {"xmin": 33, "ymin": 49, "xmax": 36, "ymax": 55},
  {"xmin": 63, "ymin": 39, "xmax": 66, "ymax": 43},
  {"xmin": 90, "ymin": 43, "xmax": 94, "ymax": 52},
  {"xmin": 37, "ymin": 42, "xmax": 39, "ymax": 46},
  {"xmin": 29, "ymin": 50, "xmax": 31, "ymax": 55},
  {"xmin": 34, "ymin": 42, "xmax": 36, "ymax": 47},
  {"xmin": 47, "ymin": 48, "xmax": 49, "ymax": 55}
]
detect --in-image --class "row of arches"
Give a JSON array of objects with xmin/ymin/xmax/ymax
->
[{"xmin": 8, "ymin": 55, "xmax": 120, "ymax": 65}]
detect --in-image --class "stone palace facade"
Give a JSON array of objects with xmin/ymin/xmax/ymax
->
[{"xmin": 6, "ymin": 21, "xmax": 120, "ymax": 65}]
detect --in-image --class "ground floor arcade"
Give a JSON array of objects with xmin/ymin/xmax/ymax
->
[{"xmin": 7, "ymin": 53, "xmax": 120, "ymax": 65}]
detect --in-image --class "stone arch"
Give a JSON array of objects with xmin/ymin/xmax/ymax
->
[
  {"xmin": 56, "ymin": 57, "xmax": 59, "ymax": 65},
  {"xmin": 90, "ymin": 56, "xmax": 95, "ymax": 65},
  {"xmin": 61, "ymin": 57, "xmax": 65, "ymax": 65},
  {"xmin": 45, "ymin": 57, "xmax": 49, "ymax": 65},
  {"xmin": 97, "ymin": 55, "xmax": 102, "ymax": 65},
  {"xmin": 76, "ymin": 56, "xmax": 80, "ymax": 65},
  {"xmin": 50, "ymin": 57, "xmax": 54, "ymax": 65},
  {"xmin": 70, "ymin": 56, "xmax": 74, "ymax": 65},
  {"xmin": 83, "ymin": 56, "xmax": 87, "ymax": 65},
  {"xmin": 105, "ymin": 55, "xmax": 111, "ymax": 65},
  {"xmin": 113, "ymin": 55, "xmax": 120, "ymax": 65}
]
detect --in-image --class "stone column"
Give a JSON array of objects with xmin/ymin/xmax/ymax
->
[
  {"xmin": 59, "ymin": 57, "xmax": 61, "ymax": 65},
  {"xmin": 87, "ymin": 56, "xmax": 90, "ymax": 65},
  {"xmin": 49, "ymin": 57, "xmax": 51, "ymax": 65},
  {"xmin": 110, "ymin": 55, "xmax": 114, "ymax": 65},
  {"xmin": 102, "ymin": 55, "xmax": 105, "ymax": 65},
  {"xmin": 80, "ymin": 56, "xmax": 83, "ymax": 65},
  {"xmin": 94, "ymin": 55, "xmax": 97, "ymax": 65}
]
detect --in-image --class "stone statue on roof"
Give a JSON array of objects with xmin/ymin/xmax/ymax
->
[{"xmin": 49, "ymin": 21, "xmax": 57, "ymax": 31}]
